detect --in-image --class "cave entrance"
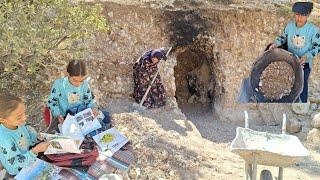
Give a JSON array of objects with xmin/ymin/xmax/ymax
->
[{"xmin": 174, "ymin": 46, "xmax": 215, "ymax": 107}]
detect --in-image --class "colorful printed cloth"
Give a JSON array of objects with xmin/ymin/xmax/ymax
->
[
  {"xmin": 87, "ymin": 150, "xmax": 135, "ymax": 178},
  {"xmin": 133, "ymin": 49, "xmax": 166, "ymax": 108},
  {"xmin": 58, "ymin": 169, "xmax": 90, "ymax": 180}
]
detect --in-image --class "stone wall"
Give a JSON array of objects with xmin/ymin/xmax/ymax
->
[
  {"xmin": 89, "ymin": 3, "xmax": 272, "ymax": 101},
  {"xmin": 84, "ymin": 2, "xmax": 320, "ymax": 125}
]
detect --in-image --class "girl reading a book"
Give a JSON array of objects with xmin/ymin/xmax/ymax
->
[
  {"xmin": 0, "ymin": 93, "xmax": 50, "ymax": 176},
  {"xmin": 47, "ymin": 60, "xmax": 111, "ymax": 134}
]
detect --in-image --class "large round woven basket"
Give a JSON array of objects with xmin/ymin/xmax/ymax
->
[{"xmin": 250, "ymin": 48, "xmax": 303, "ymax": 103}]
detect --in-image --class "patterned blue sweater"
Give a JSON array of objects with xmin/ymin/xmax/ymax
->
[
  {"xmin": 275, "ymin": 21, "xmax": 320, "ymax": 68},
  {"xmin": 0, "ymin": 124, "xmax": 38, "ymax": 175},
  {"xmin": 47, "ymin": 77, "xmax": 96, "ymax": 117}
]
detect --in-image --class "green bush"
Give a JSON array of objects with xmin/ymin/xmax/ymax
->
[{"xmin": 0, "ymin": 0, "xmax": 108, "ymax": 75}]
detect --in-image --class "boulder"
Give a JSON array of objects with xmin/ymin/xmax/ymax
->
[
  {"xmin": 310, "ymin": 103, "xmax": 318, "ymax": 111},
  {"xmin": 307, "ymin": 128, "xmax": 320, "ymax": 144},
  {"xmin": 311, "ymin": 112, "xmax": 320, "ymax": 128},
  {"xmin": 286, "ymin": 118, "xmax": 302, "ymax": 134},
  {"xmin": 292, "ymin": 102, "xmax": 310, "ymax": 115}
]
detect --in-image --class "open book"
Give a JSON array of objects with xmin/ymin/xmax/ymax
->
[
  {"xmin": 61, "ymin": 108, "xmax": 102, "ymax": 141},
  {"xmin": 40, "ymin": 109, "xmax": 102, "ymax": 155},
  {"xmin": 15, "ymin": 159, "xmax": 89, "ymax": 180},
  {"xmin": 15, "ymin": 159, "xmax": 62, "ymax": 180},
  {"xmin": 93, "ymin": 127, "xmax": 129, "ymax": 157},
  {"xmin": 40, "ymin": 133, "xmax": 81, "ymax": 154}
]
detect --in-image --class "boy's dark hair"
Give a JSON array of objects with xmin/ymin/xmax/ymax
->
[
  {"xmin": 67, "ymin": 60, "xmax": 87, "ymax": 77},
  {"xmin": 292, "ymin": 2, "xmax": 313, "ymax": 16},
  {"xmin": 0, "ymin": 93, "xmax": 22, "ymax": 119}
]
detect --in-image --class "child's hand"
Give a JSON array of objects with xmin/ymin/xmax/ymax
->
[
  {"xmin": 58, "ymin": 115, "xmax": 64, "ymax": 124},
  {"xmin": 268, "ymin": 44, "xmax": 277, "ymax": 50},
  {"xmin": 300, "ymin": 56, "xmax": 307, "ymax": 64},
  {"xmin": 31, "ymin": 142, "xmax": 50, "ymax": 154},
  {"xmin": 92, "ymin": 108, "xmax": 99, "ymax": 117}
]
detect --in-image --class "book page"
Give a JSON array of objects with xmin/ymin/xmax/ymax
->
[
  {"xmin": 74, "ymin": 108, "xmax": 102, "ymax": 135},
  {"xmin": 61, "ymin": 114, "xmax": 85, "ymax": 147},
  {"xmin": 93, "ymin": 127, "xmax": 129, "ymax": 156},
  {"xmin": 15, "ymin": 159, "xmax": 62, "ymax": 180},
  {"xmin": 40, "ymin": 133, "xmax": 81, "ymax": 154}
]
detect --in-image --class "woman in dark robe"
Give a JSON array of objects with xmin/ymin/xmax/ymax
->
[{"xmin": 133, "ymin": 48, "xmax": 167, "ymax": 108}]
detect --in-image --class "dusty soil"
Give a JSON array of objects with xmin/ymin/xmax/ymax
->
[
  {"xmin": 100, "ymin": 97, "xmax": 320, "ymax": 180},
  {"xmin": 259, "ymin": 61, "xmax": 295, "ymax": 101}
]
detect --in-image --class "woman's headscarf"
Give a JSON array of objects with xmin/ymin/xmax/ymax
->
[{"xmin": 151, "ymin": 48, "xmax": 167, "ymax": 61}]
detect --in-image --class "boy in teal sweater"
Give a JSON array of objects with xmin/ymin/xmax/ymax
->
[{"xmin": 270, "ymin": 1, "xmax": 320, "ymax": 102}]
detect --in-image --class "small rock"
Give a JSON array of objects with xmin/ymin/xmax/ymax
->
[
  {"xmin": 292, "ymin": 102, "xmax": 310, "ymax": 115},
  {"xmin": 135, "ymin": 143, "xmax": 141, "ymax": 149},
  {"xmin": 197, "ymin": 155, "xmax": 203, "ymax": 161},
  {"xmin": 108, "ymin": 11, "xmax": 114, "ymax": 18},
  {"xmin": 159, "ymin": 150, "xmax": 169, "ymax": 161},
  {"xmin": 187, "ymin": 95, "xmax": 196, "ymax": 103},
  {"xmin": 209, "ymin": 154, "xmax": 216, "ymax": 160},
  {"xmin": 307, "ymin": 128, "xmax": 320, "ymax": 144},
  {"xmin": 99, "ymin": 174, "xmax": 123, "ymax": 180},
  {"xmin": 169, "ymin": 170, "xmax": 175, "ymax": 176},
  {"xmin": 129, "ymin": 167, "xmax": 141, "ymax": 179},
  {"xmin": 311, "ymin": 103, "xmax": 318, "ymax": 111},
  {"xmin": 311, "ymin": 112, "xmax": 320, "ymax": 128},
  {"xmin": 286, "ymin": 118, "xmax": 302, "ymax": 134}
]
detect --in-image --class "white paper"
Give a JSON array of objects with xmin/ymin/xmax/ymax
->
[
  {"xmin": 61, "ymin": 114, "xmax": 85, "ymax": 148},
  {"xmin": 15, "ymin": 159, "xmax": 62, "ymax": 180},
  {"xmin": 40, "ymin": 109, "xmax": 102, "ymax": 155},
  {"xmin": 73, "ymin": 108, "xmax": 102, "ymax": 135},
  {"xmin": 93, "ymin": 127, "xmax": 129, "ymax": 156},
  {"xmin": 40, "ymin": 133, "xmax": 81, "ymax": 154}
]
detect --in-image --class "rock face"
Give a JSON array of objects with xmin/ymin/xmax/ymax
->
[{"xmin": 89, "ymin": 2, "xmax": 318, "ymax": 125}]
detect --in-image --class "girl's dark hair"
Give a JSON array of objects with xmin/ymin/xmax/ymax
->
[
  {"xmin": 0, "ymin": 93, "xmax": 22, "ymax": 119},
  {"xmin": 67, "ymin": 60, "xmax": 87, "ymax": 77}
]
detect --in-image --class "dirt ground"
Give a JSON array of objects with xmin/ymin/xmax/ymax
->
[{"xmin": 102, "ymin": 97, "xmax": 320, "ymax": 180}]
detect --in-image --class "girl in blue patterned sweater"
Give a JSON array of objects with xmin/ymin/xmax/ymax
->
[
  {"xmin": 0, "ymin": 93, "xmax": 50, "ymax": 176},
  {"xmin": 47, "ymin": 60, "xmax": 110, "ymax": 134}
]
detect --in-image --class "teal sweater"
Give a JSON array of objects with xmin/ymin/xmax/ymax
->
[
  {"xmin": 0, "ymin": 124, "xmax": 38, "ymax": 175},
  {"xmin": 47, "ymin": 77, "xmax": 96, "ymax": 117},
  {"xmin": 275, "ymin": 21, "xmax": 320, "ymax": 68}
]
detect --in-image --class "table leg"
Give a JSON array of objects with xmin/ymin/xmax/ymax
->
[
  {"xmin": 252, "ymin": 163, "xmax": 257, "ymax": 180},
  {"xmin": 245, "ymin": 162, "xmax": 252, "ymax": 180},
  {"xmin": 278, "ymin": 167, "xmax": 283, "ymax": 180}
]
